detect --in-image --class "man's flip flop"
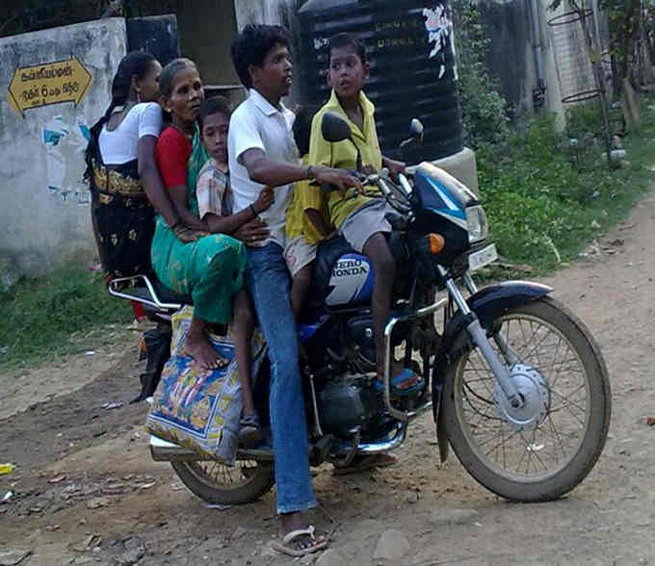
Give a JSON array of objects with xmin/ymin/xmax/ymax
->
[{"xmin": 271, "ymin": 525, "xmax": 328, "ymax": 557}]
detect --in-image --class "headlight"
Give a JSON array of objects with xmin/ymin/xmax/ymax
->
[{"xmin": 466, "ymin": 205, "xmax": 489, "ymax": 243}]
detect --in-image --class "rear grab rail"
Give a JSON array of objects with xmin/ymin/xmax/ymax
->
[{"xmin": 107, "ymin": 275, "xmax": 183, "ymax": 311}]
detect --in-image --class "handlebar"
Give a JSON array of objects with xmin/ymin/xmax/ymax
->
[
  {"xmin": 319, "ymin": 169, "xmax": 413, "ymax": 216},
  {"xmin": 319, "ymin": 170, "xmax": 388, "ymax": 192}
]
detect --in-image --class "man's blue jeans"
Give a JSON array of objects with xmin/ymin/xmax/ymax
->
[{"xmin": 246, "ymin": 243, "xmax": 316, "ymax": 514}]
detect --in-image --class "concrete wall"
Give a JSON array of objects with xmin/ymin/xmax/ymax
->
[
  {"xmin": 0, "ymin": 18, "xmax": 126, "ymax": 276},
  {"xmin": 476, "ymin": 0, "xmax": 598, "ymax": 127},
  {"xmin": 233, "ymin": 0, "xmax": 305, "ymax": 104},
  {"xmin": 176, "ymin": 1, "xmax": 240, "ymax": 88},
  {"xmin": 477, "ymin": 0, "xmax": 533, "ymax": 119},
  {"xmin": 233, "ymin": 0, "xmax": 298, "ymax": 30}
]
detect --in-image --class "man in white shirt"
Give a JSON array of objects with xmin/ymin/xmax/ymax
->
[{"xmin": 229, "ymin": 24, "xmax": 359, "ymax": 557}]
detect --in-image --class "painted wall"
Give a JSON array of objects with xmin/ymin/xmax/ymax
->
[{"xmin": 0, "ymin": 18, "xmax": 126, "ymax": 275}]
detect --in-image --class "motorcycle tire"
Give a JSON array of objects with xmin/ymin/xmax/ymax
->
[
  {"xmin": 443, "ymin": 296, "xmax": 611, "ymax": 502},
  {"xmin": 171, "ymin": 459, "xmax": 275, "ymax": 505}
]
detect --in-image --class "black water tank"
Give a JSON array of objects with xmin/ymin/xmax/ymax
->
[{"xmin": 297, "ymin": 0, "xmax": 463, "ymax": 163}]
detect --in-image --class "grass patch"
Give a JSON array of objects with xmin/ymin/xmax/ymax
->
[
  {"xmin": 0, "ymin": 264, "xmax": 131, "ymax": 369},
  {"xmin": 477, "ymin": 103, "xmax": 655, "ymax": 273}
]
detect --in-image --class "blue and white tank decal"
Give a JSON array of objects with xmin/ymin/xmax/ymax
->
[
  {"xmin": 415, "ymin": 172, "xmax": 468, "ymax": 230},
  {"xmin": 326, "ymin": 253, "xmax": 375, "ymax": 306}
]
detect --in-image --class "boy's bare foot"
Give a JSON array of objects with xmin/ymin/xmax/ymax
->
[
  {"xmin": 376, "ymin": 360, "xmax": 421, "ymax": 392},
  {"xmin": 184, "ymin": 327, "xmax": 228, "ymax": 370},
  {"xmin": 376, "ymin": 359, "xmax": 409, "ymax": 380}
]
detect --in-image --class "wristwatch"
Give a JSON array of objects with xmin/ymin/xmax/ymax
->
[{"xmin": 306, "ymin": 165, "xmax": 315, "ymax": 181}]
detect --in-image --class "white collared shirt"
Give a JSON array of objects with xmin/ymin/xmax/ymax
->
[{"xmin": 228, "ymin": 88, "xmax": 298, "ymax": 248}]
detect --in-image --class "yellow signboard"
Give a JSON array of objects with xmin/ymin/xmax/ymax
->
[{"xmin": 7, "ymin": 56, "xmax": 92, "ymax": 117}]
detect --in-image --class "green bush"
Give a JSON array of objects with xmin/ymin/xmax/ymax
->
[
  {"xmin": 0, "ymin": 264, "xmax": 131, "ymax": 368},
  {"xmin": 565, "ymin": 101, "xmax": 607, "ymax": 139},
  {"xmin": 478, "ymin": 113, "xmax": 655, "ymax": 272}
]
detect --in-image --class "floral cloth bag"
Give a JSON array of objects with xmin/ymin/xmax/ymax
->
[{"xmin": 146, "ymin": 306, "xmax": 265, "ymax": 465}]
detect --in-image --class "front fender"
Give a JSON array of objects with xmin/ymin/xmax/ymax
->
[
  {"xmin": 442, "ymin": 280, "xmax": 552, "ymax": 356},
  {"xmin": 431, "ymin": 280, "xmax": 552, "ymax": 461}
]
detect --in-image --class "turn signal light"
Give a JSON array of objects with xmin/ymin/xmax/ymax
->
[{"xmin": 428, "ymin": 233, "xmax": 446, "ymax": 254}]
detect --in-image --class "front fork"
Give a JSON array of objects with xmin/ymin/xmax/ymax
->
[
  {"xmin": 443, "ymin": 268, "xmax": 524, "ymax": 409},
  {"xmin": 462, "ymin": 273, "xmax": 520, "ymax": 367}
]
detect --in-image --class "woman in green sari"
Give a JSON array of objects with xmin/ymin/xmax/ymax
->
[{"xmin": 151, "ymin": 59, "xmax": 268, "ymax": 370}]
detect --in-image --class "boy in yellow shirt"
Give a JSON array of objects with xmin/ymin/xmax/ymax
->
[
  {"xmin": 284, "ymin": 105, "xmax": 332, "ymax": 318},
  {"xmin": 306, "ymin": 32, "xmax": 418, "ymax": 389}
]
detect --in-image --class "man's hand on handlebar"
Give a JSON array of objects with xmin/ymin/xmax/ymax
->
[{"xmin": 383, "ymin": 157, "xmax": 406, "ymax": 181}]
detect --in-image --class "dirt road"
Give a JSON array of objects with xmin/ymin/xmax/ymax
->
[{"xmin": 2, "ymin": 194, "xmax": 655, "ymax": 566}]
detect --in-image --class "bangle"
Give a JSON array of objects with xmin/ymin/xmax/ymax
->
[
  {"xmin": 172, "ymin": 223, "xmax": 187, "ymax": 237},
  {"xmin": 249, "ymin": 204, "xmax": 259, "ymax": 219}
]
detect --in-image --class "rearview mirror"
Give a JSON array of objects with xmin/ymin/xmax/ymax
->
[
  {"xmin": 321, "ymin": 111, "xmax": 352, "ymax": 143},
  {"xmin": 321, "ymin": 111, "xmax": 363, "ymax": 171},
  {"xmin": 409, "ymin": 118, "xmax": 424, "ymax": 142},
  {"xmin": 399, "ymin": 118, "xmax": 424, "ymax": 152}
]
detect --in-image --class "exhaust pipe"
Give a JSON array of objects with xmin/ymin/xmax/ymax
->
[
  {"xmin": 150, "ymin": 435, "xmax": 199, "ymax": 461},
  {"xmin": 150, "ymin": 435, "xmax": 276, "ymax": 462}
]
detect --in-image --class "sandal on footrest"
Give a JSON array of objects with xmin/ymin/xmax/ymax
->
[
  {"xmin": 375, "ymin": 368, "xmax": 423, "ymax": 396},
  {"xmin": 272, "ymin": 525, "xmax": 328, "ymax": 557}
]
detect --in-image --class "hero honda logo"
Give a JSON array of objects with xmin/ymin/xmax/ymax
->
[{"xmin": 332, "ymin": 258, "xmax": 369, "ymax": 278}]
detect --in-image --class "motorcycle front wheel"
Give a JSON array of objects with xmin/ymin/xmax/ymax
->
[
  {"xmin": 171, "ymin": 459, "xmax": 275, "ymax": 505},
  {"xmin": 443, "ymin": 296, "xmax": 611, "ymax": 502}
]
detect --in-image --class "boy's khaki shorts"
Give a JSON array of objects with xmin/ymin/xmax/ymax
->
[
  {"xmin": 284, "ymin": 235, "xmax": 317, "ymax": 278},
  {"xmin": 339, "ymin": 199, "xmax": 393, "ymax": 253}
]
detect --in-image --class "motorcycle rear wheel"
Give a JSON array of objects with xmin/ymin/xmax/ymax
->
[
  {"xmin": 443, "ymin": 296, "xmax": 611, "ymax": 502},
  {"xmin": 171, "ymin": 459, "xmax": 275, "ymax": 505}
]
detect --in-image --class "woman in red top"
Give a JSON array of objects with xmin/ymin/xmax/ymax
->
[{"xmin": 151, "ymin": 59, "xmax": 267, "ymax": 372}]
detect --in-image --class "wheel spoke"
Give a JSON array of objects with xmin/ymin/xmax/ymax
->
[
  {"xmin": 189, "ymin": 459, "xmax": 263, "ymax": 490},
  {"xmin": 453, "ymin": 306, "xmax": 594, "ymax": 482},
  {"xmin": 481, "ymin": 427, "xmax": 522, "ymax": 456}
]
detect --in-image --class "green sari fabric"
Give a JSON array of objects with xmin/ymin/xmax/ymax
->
[{"xmin": 151, "ymin": 129, "xmax": 246, "ymax": 325}]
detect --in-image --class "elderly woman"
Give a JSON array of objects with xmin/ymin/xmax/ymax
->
[{"xmin": 84, "ymin": 51, "xmax": 199, "ymax": 281}]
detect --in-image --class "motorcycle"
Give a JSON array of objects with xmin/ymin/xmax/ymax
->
[{"xmin": 109, "ymin": 112, "xmax": 611, "ymax": 506}]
